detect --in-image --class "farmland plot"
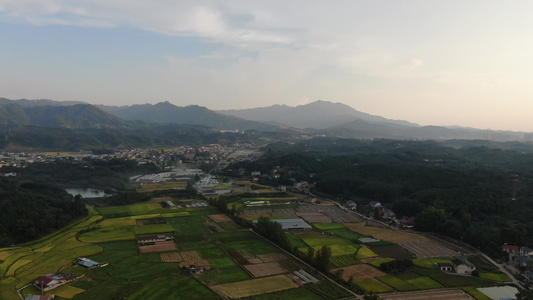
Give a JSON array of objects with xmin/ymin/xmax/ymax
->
[
  {"xmin": 334, "ymin": 264, "xmax": 386, "ymax": 281},
  {"xmin": 160, "ymin": 252, "xmax": 182, "ymax": 262},
  {"xmin": 244, "ymin": 262, "xmax": 287, "ymax": 277},
  {"xmin": 344, "ymin": 223, "xmax": 428, "ymax": 243},
  {"xmin": 399, "ymin": 241, "xmax": 458, "ymax": 258},
  {"xmin": 139, "ymin": 241, "xmax": 177, "ymax": 253},
  {"xmin": 381, "ymin": 289, "xmax": 474, "ymax": 300},
  {"xmin": 212, "ymin": 275, "xmax": 299, "ymax": 299},
  {"xmin": 179, "ymin": 251, "xmax": 209, "ymax": 267},
  {"xmin": 208, "ymin": 214, "xmax": 233, "ymax": 223}
]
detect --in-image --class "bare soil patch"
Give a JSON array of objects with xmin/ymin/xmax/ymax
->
[
  {"xmin": 178, "ymin": 250, "xmax": 210, "ymax": 267},
  {"xmin": 333, "ymin": 264, "xmax": 386, "ymax": 281},
  {"xmin": 205, "ymin": 221, "xmax": 225, "ymax": 232},
  {"xmin": 259, "ymin": 253, "xmax": 288, "ymax": 263},
  {"xmin": 399, "ymin": 241, "xmax": 458, "ymax": 258},
  {"xmin": 135, "ymin": 220, "xmax": 144, "ymax": 226},
  {"xmin": 212, "ymin": 275, "xmax": 299, "ymax": 299},
  {"xmin": 369, "ymin": 244, "xmax": 416, "ymax": 260},
  {"xmin": 381, "ymin": 289, "xmax": 473, "ymax": 299},
  {"xmin": 228, "ymin": 250, "xmax": 250, "ymax": 265},
  {"xmin": 148, "ymin": 203, "xmax": 162, "ymax": 210},
  {"xmin": 244, "ymin": 262, "xmax": 288, "ymax": 277},
  {"xmin": 248, "ymin": 258, "xmax": 263, "ymax": 264},
  {"xmin": 296, "ymin": 212, "xmax": 332, "ymax": 223},
  {"xmin": 344, "ymin": 223, "xmax": 428, "ymax": 243},
  {"xmin": 160, "ymin": 252, "xmax": 183, "ymax": 262},
  {"xmin": 153, "ymin": 197, "xmax": 172, "ymax": 202},
  {"xmin": 138, "ymin": 241, "xmax": 177, "ymax": 253},
  {"xmin": 360, "ymin": 257, "xmax": 383, "ymax": 264},
  {"xmin": 240, "ymin": 213, "xmax": 271, "ymax": 219},
  {"xmin": 208, "ymin": 214, "xmax": 233, "ymax": 223}
]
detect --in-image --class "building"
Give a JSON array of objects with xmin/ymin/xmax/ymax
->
[
  {"xmin": 502, "ymin": 244, "xmax": 519, "ymax": 259},
  {"xmin": 253, "ymin": 218, "xmax": 312, "ymax": 231},
  {"xmin": 34, "ymin": 275, "xmax": 67, "ymax": 292},
  {"xmin": 437, "ymin": 263, "xmax": 454, "ymax": 272},
  {"xmin": 345, "ymin": 200, "xmax": 357, "ymax": 210},
  {"xmin": 76, "ymin": 257, "xmax": 105, "ymax": 268},
  {"xmin": 451, "ymin": 258, "xmax": 476, "ymax": 275},
  {"xmin": 137, "ymin": 235, "xmax": 174, "ymax": 245},
  {"xmin": 520, "ymin": 246, "xmax": 533, "ymax": 257}
]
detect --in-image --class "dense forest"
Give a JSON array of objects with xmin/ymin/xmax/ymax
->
[
  {"xmin": 228, "ymin": 138, "xmax": 533, "ymax": 258},
  {"xmin": 0, "ymin": 180, "xmax": 87, "ymax": 246},
  {"xmin": 0, "ymin": 124, "xmax": 295, "ymax": 150},
  {"xmin": 0, "ymin": 158, "xmax": 164, "ymax": 246},
  {"xmin": 10, "ymin": 158, "xmax": 159, "ymax": 190}
]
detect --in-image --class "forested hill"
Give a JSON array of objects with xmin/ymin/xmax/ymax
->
[
  {"xmin": 0, "ymin": 180, "xmax": 87, "ymax": 247},
  {"xmin": 228, "ymin": 138, "xmax": 533, "ymax": 257}
]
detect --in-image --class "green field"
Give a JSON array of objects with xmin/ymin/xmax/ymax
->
[
  {"xmin": 313, "ymin": 223, "xmax": 346, "ymax": 230},
  {"xmin": 463, "ymin": 287, "xmax": 492, "ymax": 300},
  {"xmin": 430, "ymin": 272, "xmax": 494, "ymax": 288},
  {"xmin": 478, "ymin": 272, "xmax": 512, "ymax": 282},
  {"xmin": 326, "ymin": 228, "xmax": 367, "ymax": 240},
  {"xmin": 286, "ymin": 233, "xmax": 308, "ymax": 248},
  {"xmin": 354, "ymin": 278, "xmax": 393, "ymax": 293},
  {"xmin": 306, "ymin": 281, "xmax": 354, "ymax": 299},
  {"xmin": 303, "ymin": 237, "xmax": 355, "ymax": 247},
  {"xmin": 406, "ymin": 276, "xmax": 443, "ymax": 289},
  {"xmin": 99, "ymin": 217, "xmax": 137, "ymax": 227},
  {"xmin": 368, "ymin": 257, "xmax": 395, "ymax": 267},
  {"xmin": 134, "ymin": 224, "xmax": 175, "ymax": 235},
  {"xmin": 79, "ymin": 226, "xmax": 135, "ymax": 243},
  {"xmin": 329, "ymin": 254, "xmax": 360, "ymax": 267},
  {"xmin": 376, "ymin": 275, "xmax": 417, "ymax": 291}
]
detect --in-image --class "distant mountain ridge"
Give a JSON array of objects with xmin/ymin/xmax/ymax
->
[
  {"xmin": 97, "ymin": 101, "xmax": 282, "ymax": 131},
  {"xmin": 0, "ymin": 97, "xmax": 529, "ymax": 142},
  {"xmin": 0, "ymin": 103, "xmax": 127, "ymax": 128},
  {"xmin": 218, "ymin": 100, "xmax": 418, "ymax": 129}
]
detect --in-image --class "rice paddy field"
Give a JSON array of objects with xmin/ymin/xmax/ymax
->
[
  {"xmin": 1, "ymin": 197, "xmax": 349, "ymax": 300},
  {"xmin": 0, "ymin": 186, "xmax": 513, "ymax": 300}
]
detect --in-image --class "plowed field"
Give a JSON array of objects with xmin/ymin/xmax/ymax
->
[{"xmin": 244, "ymin": 262, "xmax": 287, "ymax": 277}]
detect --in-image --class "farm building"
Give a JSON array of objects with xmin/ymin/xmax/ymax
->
[
  {"xmin": 451, "ymin": 258, "xmax": 476, "ymax": 275},
  {"xmin": 520, "ymin": 246, "xmax": 533, "ymax": 256},
  {"xmin": 34, "ymin": 274, "xmax": 67, "ymax": 291},
  {"xmin": 345, "ymin": 200, "xmax": 357, "ymax": 210},
  {"xmin": 137, "ymin": 235, "xmax": 174, "ymax": 245},
  {"xmin": 436, "ymin": 263, "xmax": 454, "ymax": 272},
  {"xmin": 76, "ymin": 257, "xmax": 106, "ymax": 268},
  {"xmin": 188, "ymin": 265, "xmax": 204, "ymax": 274},
  {"xmin": 254, "ymin": 219, "xmax": 312, "ymax": 231}
]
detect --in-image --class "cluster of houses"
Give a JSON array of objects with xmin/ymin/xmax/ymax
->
[
  {"xmin": 368, "ymin": 201, "xmax": 396, "ymax": 220},
  {"xmin": 436, "ymin": 258, "xmax": 477, "ymax": 275},
  {"xmin": 502, "ymin": 244, "xmax": 533, "ymax": 269},
  {"xmin": 33, "ymin": 257, "xmax": 107, "ymax": 292}
]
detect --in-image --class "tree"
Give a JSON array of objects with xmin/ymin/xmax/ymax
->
[{"xmin": 315, "ymin": 245, "xmax": 332, "ymax": 272}]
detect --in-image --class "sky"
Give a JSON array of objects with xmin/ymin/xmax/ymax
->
[{"xmin": 1, "ymin": 1, "xmax": 533, "ymax": 132}]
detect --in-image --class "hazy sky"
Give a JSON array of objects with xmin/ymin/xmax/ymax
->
[{"xmin": 1, "ymin": 1, "xmax": 533, "ymax": 131}]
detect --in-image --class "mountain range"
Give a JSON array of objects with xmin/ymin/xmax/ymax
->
[{"xmin": 0, "ymin": 97, "xmax": 529, "ymax": 143}]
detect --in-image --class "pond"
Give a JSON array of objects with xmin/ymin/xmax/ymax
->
[{"xmin": 65, "ymin": 188, "xmax": 108, "ymax": 198}]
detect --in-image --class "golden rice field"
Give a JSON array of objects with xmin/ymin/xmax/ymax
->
[{"xmin": 212, "ymin": 275, "xmax": 299, "ymax": 298}]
